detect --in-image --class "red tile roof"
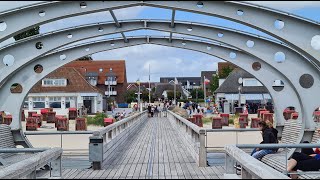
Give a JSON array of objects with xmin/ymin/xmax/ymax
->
[
  {"xmin": 64, "ymin": 60, "xmax": 127, "ymax": 84},
  {"xmin": 30, "ymin": 67, "xmax": 104, "ymax": 94}
]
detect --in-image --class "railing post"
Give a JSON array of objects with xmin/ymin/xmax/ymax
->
[
  {"xmin": 89, "ymin": 133, "xmax": 103, "ymax": 170},
  {"xmin": 225, "ymin": 153, "xmax": 236, "ymax": 174},
  {"xmin": 50, "ymin": 155, "xmax": 62, "ymax": 178},
  {"xmin": 199, "ymin": 129, "xmax": 207, "ymax": 167},
  {"xmin": 241, "ymin": 167, "xmax": 253, "ymax": 179}
]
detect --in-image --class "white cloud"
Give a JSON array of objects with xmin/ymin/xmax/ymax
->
[
  {"xmin": 92, "ymin": 44, "xmax": 222, "ymax": 82},
  {"xmin": 245, "ymin": 1, "xmax": 320, "ymax": 11}
]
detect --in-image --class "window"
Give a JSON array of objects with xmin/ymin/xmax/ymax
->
[
  {"xmin": 107, "ymin": 76, "xmax": 116, "ymax": 81},
  {"xmin": 42, "ymin": 78, "xmax": 67, "ymax": 87},
  {"xmin": 65, "ymin": 97, "xmax": 75, "ymax": 108},
  {"xmin": 23, "ymin": 97, "xmax": 29, "ymax": 109},
  {"xmin": 49, "ymin": 97, "xmax": 61, "ymax": 108},
  {"xmin": 32, "ymin": 97, "xmax": 45, "ymax": 108},
  {"xmin": 243, "ymin": 78, "xmax": 263, "ymax": 87},
  {"xmin": 82, "ymin": 96, "xmax": 95, "ymax": 100}
]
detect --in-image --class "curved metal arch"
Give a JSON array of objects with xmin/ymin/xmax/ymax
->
[
  {"xmin": 0, "ymin": 1, "xmax": 319, "ymax": 68},
  {"xmin": 0, "ymin": 20, "xmax": 318, "ymax": 128},
  {"xmin": 0, "ymin": 37, "xmax": 302, "ymax": 132}
]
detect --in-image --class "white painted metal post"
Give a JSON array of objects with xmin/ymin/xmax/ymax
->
[{"xmin": 199, "ymin": 129, "xmax": 207, "ymax": 167}]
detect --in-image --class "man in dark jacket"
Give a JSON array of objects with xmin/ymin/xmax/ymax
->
[{"xmin": 251, "ymin": 121, "xmax": 278, "ymax": 160}]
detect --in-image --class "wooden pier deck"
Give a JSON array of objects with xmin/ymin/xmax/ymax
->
[{"xmin": 39, "ymin": 117, "xmax": 226, "ymax": 179}]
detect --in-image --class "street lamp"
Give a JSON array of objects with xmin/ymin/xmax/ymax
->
[
  {"xmin": 238, "ymin": 77, "xmax": 243, "ymax": 107},
  {"xmin": 193, "ymin": 82, "xmax": 198, "ymax": 102},
  {"xmin": 136, "ymin": 79, "xmax": 141, "ymax": 112}
]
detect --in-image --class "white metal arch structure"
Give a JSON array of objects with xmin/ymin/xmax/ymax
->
[
  {"xmin": 0, "ymin": 1, "xmax": 319, "ymax": 68},
  {"xmin": 0, "ymin": 37, "xmax": 304, "ymax": 153},
  {"xmin": 0, "ymin": 20, "xmax": 318, "ymax": 128}
]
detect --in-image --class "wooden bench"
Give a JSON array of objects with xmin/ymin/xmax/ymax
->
[
  {"xmin": 297, "ymin": 123, "xmax": 320, "ymax": 179},
  {"xmin": 261, "ymin": 120, "xmax": 303, "ymax": 172},
  {"xmin": 0, "ymin": 124, "xmax": 62, "ymax": 178}
]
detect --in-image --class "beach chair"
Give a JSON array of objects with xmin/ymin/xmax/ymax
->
[{"xmin": 260, "ymin": 120, "xmax": 303, "ymax": 172}]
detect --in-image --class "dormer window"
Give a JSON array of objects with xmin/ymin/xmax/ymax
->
[
  {"xmin": 85, "ymin": 72, "xmax": 98, "ymax": 86},
  {"xmin": 42, "ymin": 78, "xmax": 67, "ymax": 87}
]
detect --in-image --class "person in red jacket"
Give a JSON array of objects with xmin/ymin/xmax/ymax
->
[{"xmin": 287, "ymin": 128, "xmax": 320, "ymax": 179}]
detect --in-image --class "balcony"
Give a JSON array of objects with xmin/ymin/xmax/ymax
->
[
  {"xmin": 105, "ymin": 80, "xmax": 117, "ymax": 85},
  {"xmin": 105, "ymin": 91, "xmax": 117, "ymax": 96}
]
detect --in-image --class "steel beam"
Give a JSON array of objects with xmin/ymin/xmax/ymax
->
[
  {"xmin": 0, "ymin": 1, "xmax": 319, "ymax": 68},
  {"xmin": 0, "ymin": 20, "xmax": 318, "ymax": 128},
  {"xmin": 171, "ymin": 9, "xmax": 175, "ymax": 28},
  {"xmin": 120, "ymin": 32, "xmax": 128, "ymax": 43},
  {"xmin": 109, "ymin": 10, "xmax": 121, "ymax": 28}
]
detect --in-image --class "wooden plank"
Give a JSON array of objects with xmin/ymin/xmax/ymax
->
[{"xmin": 67, "ymin": 169, "xmax": 84, "ymax": 179}]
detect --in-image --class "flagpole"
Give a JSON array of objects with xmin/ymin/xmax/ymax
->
[
  {"xmin": 174, "ymin": 77, "xmax": 176, "ymax": 106},
  {"xmin": 149, "ymin": 63, "xmax": 151, "ymax": 103},
  {"xmin": 204, "ymin": 76, "xmax": 207, "ymax": 107}
]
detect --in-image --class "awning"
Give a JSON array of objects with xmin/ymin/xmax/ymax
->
[
  {"xmin": 223, "ymin": 94, "xmax": 271, "ymax": 101},
  {"xmin": 80, "ymin": 93, "xmax": 98, "ymax": 97}
]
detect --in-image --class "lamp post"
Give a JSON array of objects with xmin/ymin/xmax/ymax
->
[
  {"xmin": 106, "ymin": 68, "xmax": 113, "ymax": 115},
  {"xmin": 193, "ymin": 82, "xmax": 198, "ymax": 103},
  {"xmin": 136, "ymin": 79, "xmax": 141, "ymax": 112},
  {"xmin": 238, "ymin": 77, "xmax": 243, "ymax": 108}
]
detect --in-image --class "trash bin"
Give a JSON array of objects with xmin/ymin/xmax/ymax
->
[
  {"xmin": 212, "ymin": 117, "xmax": 222, "ymax": 129},
  {"xmin": 26, "ymin": 117, "xmax": 37, "ymax": 131},
  {"xmin": 57, "ymin": 116, "xmax": 69, "ymax": 131},
  {"xmin": 32, "ymin": 114, "xmax": 43, "ymax": 128},
  {"xmin": 47, "ymin": 111, "xmax": 56, "ymax": 123},
  {"xmin": 251, "ymin": 117, "xmax": 261, "ymax": 128},
  {"xmin": 76, "ymin": 117, "xmax": 87, "ymax": 131},
  {"xmin": 104, "ymin": 118, "xmax": 114, "ymax": 127},
  {"xmin": 220, "ymin": 114, "xmax": 230, "ymax": 126},
  {"xmin": 40, "ymin": 108, "xmax": 48, "ymax": 121},
  {"xmin": 263, "ymin": 113, "xmax": 274, "ymax": 124},
  {"xmin": 193, "ymin": 115, "xmax": 203, "ymax": 127},
  {"xmin": 69, "ymin": 108, "xmax": 77, "ymax": 120},
  {"xmin": 3, "ymin": 115, "xmax": 12, "ymax": 125}
]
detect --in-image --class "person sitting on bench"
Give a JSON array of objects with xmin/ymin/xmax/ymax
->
[
  {"xmin": 251, "ymin": 121, "xmax": 278, "ymax": 160},
  {"xmin": 287, "ymin": 128, "xmax": 320, "ymax": 179}
]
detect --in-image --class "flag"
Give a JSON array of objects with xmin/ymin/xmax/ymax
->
[
  {"xmin": 174, "ymin": 77, "xmax": 179, "ymax": 84},
  {"xmin": 204, "ymin": 78, "xmax": 210, "ymax": 85}
]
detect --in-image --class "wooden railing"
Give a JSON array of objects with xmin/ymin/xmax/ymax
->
[
  {"xmin": 167, "ymin": 110, "xmax": 207, "ymax": 167},
  {"xmin": 89, "ymin": 111, "xmax": 148, "ymax": 169},
  {"xmin": 0, "ymin": 148, "xmax": 62, "ymax": 179},
  {"xmin": 225, "ymin": 145, "xmax": 290, "ymax": 179}
]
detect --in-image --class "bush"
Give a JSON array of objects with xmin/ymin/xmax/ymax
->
[
  {"xmin": 229, "ymin": 114, "xmax": 239, "ymax": 125},
  {"xmin": 86, "ymin": 113, "xmax": 108, "ymax": 126}
]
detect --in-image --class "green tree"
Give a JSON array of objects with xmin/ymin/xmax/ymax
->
[
  {"xmin": 14, "ymin": 26, "xmax": 40, "ymax": 41},
  {"xmin": 166, "ymin": 91, "xmax": 182, "ymax": 100},
  {"xmin": 76, "ymin": 55, "xmax": 93, "ymax": 61},
  {"xmin": 190, "ymin": 89, "xmax": 204, "ymax": 100},
  {"xmin": 210, "ymin": 75, "xmax": 220, "ymax": 93},
  {"xmin": 123, "ymin": 90, "xmax": 136, "ymax": 103},
  {"xmin": 219, "ymin": 66, "xmax": 234, "ymax": 78}
]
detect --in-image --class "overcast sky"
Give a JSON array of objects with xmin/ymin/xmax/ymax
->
[{"xmin": 1, "ymin": 1, "xmax": 320, "ymax": 82}]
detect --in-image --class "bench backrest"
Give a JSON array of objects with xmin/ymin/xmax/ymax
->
[
  {"xmin": 279, "ymin": 120, "xmax": 303, "ymax": 153},
  {"xmin": 311, "ymin": 123, "xmax": 320, "ymax": 143},
  {"xmin": 0, "ymin": 125, "xmax": 16, "ymax": 159}
]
